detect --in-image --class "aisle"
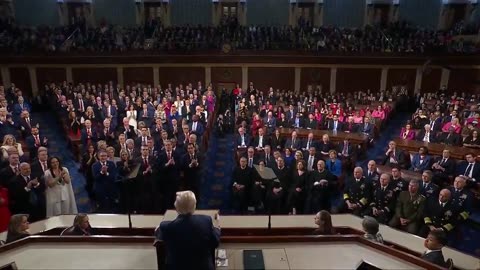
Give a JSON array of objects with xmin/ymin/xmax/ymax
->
[{"xmin": 33, "ymin": 112, "xmax": 93, "ymax": 213}]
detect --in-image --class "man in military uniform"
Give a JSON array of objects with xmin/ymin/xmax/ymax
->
[
  {"xmin": 342, "ymin": 167, "xmax": 372, "ymax": 216},
  {"xmin": 364, "ymin": 160, "xmax": 380, "ymax": 188},
  {"xmin": 389, "ymin": 179, "xmax": 426, "ymax": 234},
  {"xmin": 390, "ymin": 166, "xmax": 409, "ymax": 196},
  {"xmin": 420, "ymin": 189, "xmax": 458, "ymax": 237},
  {"xmin": 420, "ymin": 170, "xmax": 439, "ymax": 202},
  {"xmin": 364, "ymin": 173, "xmax": 396, "ymax": 224},
  {"xmin": 449, "ymin": 176, "xmax": 473, "ymax": 223}
]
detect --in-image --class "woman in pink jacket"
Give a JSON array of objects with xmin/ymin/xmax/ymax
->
[{"xmin": 399, "ymin": 123, "xmax": 416, "ymax": 140}]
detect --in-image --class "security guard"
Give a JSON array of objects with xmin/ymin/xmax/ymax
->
[
  {"xmin": 420, "ymin": 189, "xmax": 458, "ymax": 237},
  {"xmin": 449, "ymin": 176, "xmax": 473, "ymax": 222},
  {"xmin": 364, "ymin": 173, "xmax": 397, "ymax": 224},
  {"xmin": 343, "ymin": 167, "xmax": 372, "ymax": 216}
]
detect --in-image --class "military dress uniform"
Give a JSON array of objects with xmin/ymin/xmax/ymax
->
[
  {"xmin": 420, "ymin": 200, "xmax": 458, "ymax": 237},
  {"xmin": 449, "ymin": 188, "xmax": 473, "ymax": 222},
  {"xmin": 389, "ymin": 191, "xmax": 426, "ymax": 234},
  {"xmin": 343, "ymin": 177, "xmax": 372, "ymax": 216},
  {"xmin": 391, "ymin": 177, "xmax": 409, "ymax": 196},
  {"xmin": 364, "ymin": 184, "xmax": 397, "ymax": 224},
  {"xmin": 420, "ymin": 182, "xmax": 439, "ymax": 202}
]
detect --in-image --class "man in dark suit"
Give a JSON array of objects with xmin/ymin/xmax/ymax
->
[
  {"xmin": 81, "ymin": 120, "xmax": 98, "ymax": 152},
  {"xmin": 133, "ymin": 146, "xmax": 157, "ymax": 213},
  {"xmin": 189, "ymin": 115, "xmax": 205, "ymax": 138},
  {"xmin": 416, "ymin": 124, "xmax": 436, "ymax": 143},
  {"xmin": 457, "ymin": 153, "xmax": 480, "ymax": 188},
  {"xmin": 73, "ymin": 93, "xmax": 88, "ymax": 114},
  {"xmin": 97, "ymin": 118, "xmax": 116, "ymax": 146},
  {"xmin": 305, "ymin": 160, "xmax": 335, "ymax": 213},
  {"xmin": 30, "ymin": 147, "xmax": 49, "ymax": 180},
  {"xmin": 117, "ymin": 117, "xmax": 137, "ymax": 140},
  {"xmin": 138, "ymin": 103, "xmax": 153, "ymax": 127},
  {"xmin": 364, "ymin": 160, "xmax": 380, "ymax": 187},
  {"xmin": 135, "ymin": 126, "xmax": 151, "ymax": 148},
  {"xmin": 264, "ymin": 111, "xmax": 277, "ymax": 135},
  {"xmin": 0, "ymin": 152, "xmax": 20, "ymax": 187},
  {"xmin": 301, "ymin": 132, "xmax": 317, "ymax": 154},
  {"xmin": 291, "ymin": 112, "xmax": 305, "ymax": 129},
  {"xmin": 251, "ymin": 128, "xmax": 269, "ymax": 151},
  {"xmin": 155, "ymin": 191, "xmax": 220, "ymax": 270},
  {"xmin": 305, "ymin": 113, "xmax": 318, "ymax": 130},
  {"xmin": 182, "ymin": 143, "xmax": 203, "ymax": 200},
  {"xmin": 359, "ymin": 117, "xmax": 374, "ymax": 138},
  {"xmin": 327, "ymin": 114, "xmax": 343, "ymax": 132},
  {"xmin": 342, "ymin": 116, "xmax": 358, "ymax": 133},
  {"xmin": 232, "ymin": 157, "xmax": 254, "ymax": 213},
  {"xmin": 382, "ymin": 141, "xmax": 407, "ymax": 169},
  {"xmin": 158, "ymin": 140, "xmax": 181, "ymax": 212},
  {"xmin": 438, "ymin": 127, "xmax": 461, "ymax": 146},
  {"xmin": 428, "ymin": 112, "xmax": 443, "ymax": 133},
  {"xmin": 364, "ymin": 173, "xmax": 396, "ymax": 224},
  {"xmin": 92, "ymin": 150, "xmax": 118, "ymax": 212},
  {"xmin": 235, "ymin": 127, "xmax": 250, "ymax": 149},
  {"xmin": 421, "ymin": 230, "xmax": 448, "ymax": 267},
  {"xmin": 258, "ymin": 145, "xmax": 275, "ymax": 168},
  {"xmin": 8, "ymin": 162, "xmax": 45, "ymax": 221},
  {"xmin": 431, "ymin": 149, "xmax": 456, "ymax": 186},
  {"xmin": 284, "ymin": 131, "xmax": 301, "ymax": 151},
  {"xmin": 18, "ymin": 111, "xmax": 37, "ymax": 138},
  {"xmin": 26, "ymin": 127, "xmax": 48, "ymax": 160}
]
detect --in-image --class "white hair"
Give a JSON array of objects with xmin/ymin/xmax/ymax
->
[{"xmin": 174, "ymin": 191, "xmax": 197, "ymax": 215}]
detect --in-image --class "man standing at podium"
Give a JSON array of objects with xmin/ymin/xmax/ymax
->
[{"xmin": 156, "ymin": 191, "xmax": 221, "ymax": 270}]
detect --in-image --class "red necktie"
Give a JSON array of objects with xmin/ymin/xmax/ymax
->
[
  {"xmin": 144, "ymin": 157, "xmax": 149, "ymax": 167},
  {"xmin": 79, "ymin": 100, "xmax": 83, "ymax": 111},
  {"xmin": 168, "ymin": 152, "xmax": 171, "ymax": 160},
  {"xmin": 35, "ymin": 135, "xmax": 40, "ymax": 145}
]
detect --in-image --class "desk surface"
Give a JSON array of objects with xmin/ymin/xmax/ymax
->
[
  {"xmin": 393, "ymin": 138, "xmax": 480, "ymax": 160},
  {"xmin": 279, "ymin": 128, "xmax": 369, "ymax": 144},
  {"xmin": 1, "ymin": 213, "xmax": 478, "ymax": 270}
]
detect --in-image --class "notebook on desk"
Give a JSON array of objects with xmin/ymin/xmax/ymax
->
[{"xmin": 243, "ymin": 250, "xmax": 265, "ymax": 270}]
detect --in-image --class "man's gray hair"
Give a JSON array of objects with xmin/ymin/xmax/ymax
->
[
  {"xmin": 175, "ymin": 191, "xmax": 197, "ymax": 215},
  {"xmin": 362, "ymin": 216, "xmax": 380, "ymax": 235}
]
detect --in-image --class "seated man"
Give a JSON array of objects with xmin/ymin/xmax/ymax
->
[
  {"xmin": 420, "ymin": 189, "xmax": 458, "ymax": 237},
  {"xmin": 364, "ymin": 173, "xmax": 396, "ymax": 224},
  {"xmin": 430, "ymin": 149, "xmax": 456, "ymax": 186},
  {"xmin": 342, "ymin": 167, "xmax": 372, "ymax": 216},
  {"xmin": 389, "ymin": 179, "xmax": 426, "ymax": 234},
  {"xmin": 421, "ymin": 230, "xmax": 448, "ymax": 268},
  {"xmin": 420, "ymin": 170, "xmax": 439, "ymax": 202},
  {"xmin": 284, "ymin": 131, "xmax": 301, "ymax": 152},
  {"xmin": 155, "ymin": 191, "xmax": 220, "ymax": 270},
  {"xmin": 364, "ymin": 160, "xmax": 380, "ymax": 187},
  {"xmin": 390, "ymin": 166, "xmax": 409, "ymax": 196},
  {"xmin": 449, "ymin": 176, "xmax": 473, "ymax": 224},
  {"xmin": 438, "ymin": 126, "xmax": 461, "ymax": 146},
  {"xmin": 457, "ymin": 153, "xmax": 480, "ymax": 188},
  {"xmin": 382, "ymin": 141, "xmax": 407, "ymax": 169},
  {"xmin": 231, "ymin": 157, "xmax": 253, "ymax": 214},
  {"xmin": 416, "ymin": 124, "xmax": 436, "ymax": 143}
]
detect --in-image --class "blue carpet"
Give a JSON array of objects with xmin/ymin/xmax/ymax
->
[{"xmin": 33, "ymin": 112, "xmax": 93, "ymax": 213}]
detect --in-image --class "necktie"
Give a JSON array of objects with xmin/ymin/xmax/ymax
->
[
  {"xmin": 423, "ymin": 183, "xmax": 427, "ymax": 189},
  {"xmin": 441, "ymin": 158, "xmax": 446, "ymax": 165},
  {"xmin": 334, "ymin": 121, "xmax": 337, "ymax": 130},
  {"xmin": 342, "ymin": 143, "xmax": 348, "ymax": 156},
  {"xmin": 265, "ymin": 155, "xmax": 269, "ymax": 163},
  {"xmin": 79, "ymin": 100, "xmax": 83, "ymax": 111},
  {"xmin": 193, "ymin": 122, "xmax": 197, "ymax": 131},
  {"xmin": 308, "ymin": 156, "xmax": 313, "ymax": 170},
  {"xmin": 87, "ymin": 129, "xmax": 91, "ymax": 136},
  {"xmin": 144, "ymin": 157, "xmax": 149, "ymax": 167},
  {"xmin": 143, "ymin": 137, "xmax": 147, "ymax": 145},
  {"xmin": 42, "ymin": 162, "xmax": 47, "ymax": 172},
  {"xmin": 465, "ymin": 163, "xmax": 473, "ymax": 176},
  {"xmin": 14, "ymin": 166, "xmax": 19, "ymax": 174},
  {"xmin": 249, "ymin": 158, "xmax": 253, "ymax": 168},
  {"xmin": 35, "ymin": 135, "xmax": 40, "ymax": 145},
  {"xmin": 144, "ymin": 110, "xmax": 147, "ymax": 117},
  {"xmin": 26, "ymin": 118, "xmax": 31, "ymax": 127},
  {"xmin": 26, "ymin": 176, "xmax": 30, "ymax": 183},
  {"xmin": 168, "ymin": 152, "xmax": 171, "ymax": 160},
  {"xmin": 292, "ymin": 139, "xmax": 295, "ymax": 147}
]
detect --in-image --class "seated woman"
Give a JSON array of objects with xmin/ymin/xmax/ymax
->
[
  {"xmin": 372, "ymin": 105, "xmax": 385, "ymax": 120},
  {"xmin": 69, "ymin": 213, "xmax": 95, "ymax": 236},
  {"xmin": 362, "ymin": 216, "xmax": 384, "ymax": 244},
  {"xmin": 463, "ymin": 130, "xmax": 480, "ymax": 148},
  {"xmin": 313, "ymin": 210, "xmax": 335, "ymax": 235},
  {"xmin": 6, "ymin": 214, "xmax": 30, "ymax": 243},
  {"xmin": 399, "ymin": 123, "xmax": 416, "ymax": 140},
  {"xmin": 441, "ymin": 117, "xmax": 461, "ymax": 134},
  {"xmin": 1, "ymin": 134, "xmax": 24, "ymax": 160},
  {"xmin": 325, "ymin": 150, "xmax": 342, "ymax": 177}
]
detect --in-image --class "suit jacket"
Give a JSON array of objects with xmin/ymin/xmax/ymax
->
[
  {"xmin": 13, "ymin": 103, "xmax": 31, "ymax": 117},
  {"xmin": 291, "ymin": 117, "xmax": 305, "ymax": 128},
  {"xmin": 235, "ymin": 134, "xmax": 251, "ymax": 149},
  {"xmin": 325, "ymin": 159, "xmax": 342, "ymax": 177},
  {"xmin": 342, "ymin": 122, "xmax": 358, "ymax": 133},
  {"xmin": 327, "ymin": 120, "xmax": 343, "ymax": 131},
  {"xmin": 410, "ymin": 154, "xmax": 432, "ymax": 172},
  {"xmin": 421, "ymin": 250, "xmax": 446, "ymax": 268},
  {"xmin": 264, "ymin": 117, "xmax": 277, "ymax": 133},
  {"xmin": 457, "ymin": 161, "xmax": 480, "ymax": 181},
  {"xmin": 337, "ymin": 142, "xmax": 354, "ymax": 157},
  {"xmin": 116, "ymin": 125, "xmax": 137, "ymax": 140},
  {"xmin": 156, "ymin": 214, "xmax": 220, "ymax": 270},
  {"xmin": 359, "ymin": 122, "xmax": 374, "ymax": 137},
  {"xmin": 91, "ymin": 160, "xmax": 118, "ymax": 198},
  {"xmin": 415, "ymin": 130, "xmax": 436, "ymax": 143},
  {"xmin": 284, "ymin": 138, "xmax": 301, "ymax": 151},
  {"xmin": 8, "ymin": 174, "xmax": 45, "ymax": 217},
  {"xmin": 81, "ymin": 128, "xmax": 98, "ymax": 149},
  {"xmin": 439, "ymin": 132, "xmax": 461, "ymax": 146},
  {"xmin": 382, "ymin": 149, "xmax": 407, "ymax": 169},
  {"xmin": 301, "ymin": 138, "xmax": 317, "ymax": 151},
  {"xmin": 26, "ymin": 134, "xmax": 48, "ymax": 158},
  {"xmin": 431, "ymin": 157, "xmax": 456, "ymax": 176},
  {"xmin": 399, "ymin": 128, "xmax": 416, "ymax": 140},
  {"xmin": 251, "ymin": 135, "xmax": 269, "ymax": 149},
  {"xmin": 270, "ymin": 135, "xmax": 284, "ymax": 150},
  {"xmin": 305, "ymin": 119, "xmax": 318, "ymax": 130},
  {"xmin": 158, "ymin": 150, "xmax": 181, "ymax": 180},
  {"xmin": 189, "ymin": 121, "xmax": 205, "ymax": 137},
  {"xmin": 182, "ymin": 152, "xmax": 203, "ymax": 179}
]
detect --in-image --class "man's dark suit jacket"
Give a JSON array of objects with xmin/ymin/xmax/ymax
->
[
  {"xmin": 421, "ymin": 250, "xmax": 446, "ymax": 267},
  {"xmin": 156, "ymin": 214, "xmax": 220, "ymax": 270},
  {"xmin": 415, "ymin": 130, "xmax": 437, "ymax": 143},
  {"xmin": 116, "ymin": 125, "xmax": 137, "ymax": 139},
  {"xmin": 305, "ymin": 119, "xmax": 318, "ymax": 130},
  {"xmin": 439, "ymin": 132, "xmax": 461, "ymax": 146},
  {"xmin": 457, "ymin": 161, "xmax": 480, "ymax": 182}
]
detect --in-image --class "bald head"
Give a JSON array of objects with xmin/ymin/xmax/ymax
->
[{"xmin": 439, "ymin": 189, "xmax": 451, "ymax": 203}]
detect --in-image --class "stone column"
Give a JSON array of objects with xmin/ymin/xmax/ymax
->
[
  {"xmin": 294, "ymin": 67, "xmax": 301, "ymax": 94},
  {"xmin": 440, "ymin": 68, "xmax": 450, "ymax": 89},
  {"xmin": 1, "ymin": 66, "xmax": 11, "ymax": 87},
  {"xmin": 117, "ymin": 67, "xmax": 124, "ymax": 87},
  {"xmin": 28, "ymin": 67, "xmax": 38, "ymax": 96},
  {"xmin": 242, "ymin": 66, "xmax": 248, "ymax": 90},
  {"xmin": 414, "ymin": 67, "xmax": 423, "ymax": 94},
  {"xmin": 380, "ymin": 67, "xmax": 388, "ymax": 91},
  {"xmin": 330, "ymin": 68, "xmax": 337, "ymax": 94},
  {"xmin": 205, "ymin": 66, "xmax": 212, "ymax": 86},
  {"xmin": 66, "ymin": 67, "xmax": 73, "ymax": 84},
  {"xmin": 153, "ymin": 67, "xmax": 160, "ymax": 87}
]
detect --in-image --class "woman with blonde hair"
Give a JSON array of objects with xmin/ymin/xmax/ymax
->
[
  {"xmin": 44, "ymin": 157, "xmax": 78, "ymax": 217},
  {"xmin": 1, "ymin": 134, "xmax": 24, "ymax": 160},
  {"xmin": 6, "ymin": 214, "xmax": 30, "ymax": 243}
]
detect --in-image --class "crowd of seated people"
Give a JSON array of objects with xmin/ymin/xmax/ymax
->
[
  {"xmin": 0, "ymin": 17, "xmax": 477, "ymax": 54},
  {"xmin": 43, "ymin": 80, "xmax": 215, "ymax": 214},
  {"xmin": 232, "ymin": 83, "xmax": 404, "ymax": 215}
]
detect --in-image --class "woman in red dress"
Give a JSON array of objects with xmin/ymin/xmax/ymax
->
[{"xmin": 251, "ymin": 113, "xmax": 264, "ymax": 137}]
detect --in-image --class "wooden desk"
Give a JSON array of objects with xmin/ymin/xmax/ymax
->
[
  {"xmin": 279, "ymin": 128, "xmax": 369, "ymax": 146},
  {"xmin": 393, "ymin": 138, "xmax": 480, "ymax": 160}
]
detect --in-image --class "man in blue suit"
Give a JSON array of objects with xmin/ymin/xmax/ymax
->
[
  {"xmin": 92, "ymin": 150, "xmax": 118, "ymax": 212},
  {"xmin": 155, "ymin": 191, "xmax": 221, "ymax": 270},
  {"xmin": 189, "ymin": 115, "xmax": 205, "ymax": 138}
]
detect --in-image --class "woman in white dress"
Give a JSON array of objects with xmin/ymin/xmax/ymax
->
[
  {"xmin": 126, "ymin": 104, "xmax": 138, "ymax": 130},
  {"xmin": 44, "ymin": 157, "xmax": 78, "ymax": 217},
  {"xmin": 1, "ymin": 134, "xmax": 24, "ymax": 160}
]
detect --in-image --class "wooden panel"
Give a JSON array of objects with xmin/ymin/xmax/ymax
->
[
  {"xmin": 248, "ymin": 67, "xmax": 294, "ymax": 93},
  {"xmin": 158, "ymin": 67, "xmax": 204, "ymax": 88},
  {"xmin": 386, "ymin": 68, "xmax": 416, "ymax": 92},
  {"xmin": 449, "ymin": 68, "xmax": 480, "ymax": 93},
  {"xmin": 336, "ymin": 68, "xmax": 381, "ymax": 93},
  {"xmin": 72, "ymin": 68, "xmax": 117, "ymax": 84},
  {"xmin": 0, "ymin": 69, "xmax": 3, "ymax": 86},
  {"xmin": 420, "ymin": 68, "xmax": 441, "ymax": 92},
  {"xmin": 36, "ymin": 68, "xmax": 66, "ymax": 89},
  {"xmin": 211, "ymin": 67, "xmax": 242, "ymax": 85},
  {"xmin": 123, "ymin": 67, "xmax": 154, "ymax": 86},
  {"xmin": 300, "ymin": 67, "xmax": 330, "ymax": 92},
  {"xmin": 9, "ymin": 67, "xmax": 32, "ymax": 97}
]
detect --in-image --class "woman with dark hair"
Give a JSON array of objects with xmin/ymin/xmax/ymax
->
[
  {"xmin": 463, "ymin": 130, "xmax": 480, "ymax": 148},
  {"xmin": 44, "ymin": 157, "xmax": 78, "ymax": 217},
  {"xmin": 287, "ymin": 160, "xmax": 307, "ymax": 215},
  {"xmin": 313, "ymin": 210, "xmax": 335, "ymax": 235},
  {"xmin": 270, "ymin": 129, "xmax": 284, "ymax": 151},
  {"xmin": 81, "ymin": 144, "xmax": 97, "ymax": 199},
  {"xmin": 6, "ymin": 214, "xmax": 30, "ymax": 243}
]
